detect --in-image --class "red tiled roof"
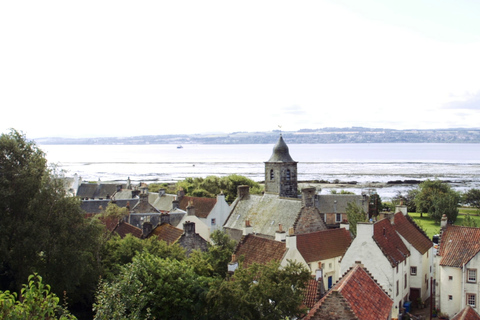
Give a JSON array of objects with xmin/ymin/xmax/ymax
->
[
  {"xmin": 114, "ymin": 221, "xmax": 143, "ymax": 239},
  {"xmin": 394, "ymin": 213, "xmax": 432, "ymax": 255},
  {"xmin": 305, "ymin": 264, "xmax": 393, "ymax": 320},
  {"xmin": 234, "ymin": 234, "xmax": 286, "ymax": 268},
  {"xmin": 373, "ymin": 218, "xmax": 410, "ymax": 267},
  {"xmin": 179, "ymin": 196, "xmax": 217, "ymax": 218},
  {"xmin": 451, "ymin": 305, "xmax": 480, "ymax": 320},
  {"xmin": 98, "ymin": 216, "xmax": 121, "ymax": 232},
  {"xmin": 297, "ymin": 228, "xmax": 352, "ymax": 263},
  {"xmin": 439, "ymin": 225, "xmax": 480, "ymax": 267},
  {"xmin": 303, "ymin": 277, "xmax": 321, "ymax": 309},
  {"xmin": 149, "ymin": 223, "xmax": 183, "ymax": 245}
]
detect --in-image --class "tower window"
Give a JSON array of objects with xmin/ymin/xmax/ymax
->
[
  {"xmin": 270, "ymin": 169, "xmax": 274, "ymax": 180},
  {"xmin": 286, "ymin": 169, "xmax": 291, "ymax": 181}
]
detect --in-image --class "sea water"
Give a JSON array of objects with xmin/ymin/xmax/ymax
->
[{"xmin": 39, "ymin": 143, "xmax": 480, "ymax": 200}]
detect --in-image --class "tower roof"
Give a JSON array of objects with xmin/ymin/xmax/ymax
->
[{"xmin": 267, "ymin": 135, "xmax": 295, "ymax": 162}]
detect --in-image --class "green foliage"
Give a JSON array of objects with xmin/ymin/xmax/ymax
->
[
  {"xmin": 0, "ymin": 273, "xmax": 76, "ymax": 319},
  {"xmin": 461, "ymin": 214, "xmax": 478, "ymax": 228},
  {"xmin": 93, "ymin": 252, "xmax": 211, "ymax": 320},
  {"xmin": 346, "ymin": 202, "xmax": 368, "ymax": 237},
  {"xmin": 414, "ymin": 179, "xmax": 460, "ymax": 223},
  {"xmin": 102, "ymin": 202, "xmax": 129, "ymax": 220},
  {"xmin": 0, "ymin": 130, "xmax": 104, "ymax": 309},
  {"xmin": 463, "ymin": 188, "xmax": 480, "ymax": 212},
  {"xmin": 206, "ymin": 260, "xmax": 310, "ymax": 320},
  {"xmin": 176, "ymin": 174, "xmax": 263, "ymax": 203},
  {"xmin": 392, "ymin": 189, "xmax": 419, "ymax": 213},
  {"xmin": 147, "ymin": 182, "xmax": 174, "ymax": 193},
  {"xmin": 330, "ymin": 189, "xmax": 355, "ymax": 194}
]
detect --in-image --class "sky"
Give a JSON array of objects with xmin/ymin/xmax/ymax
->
[{"xmin": 1, "ymin": 0, "xmax": 480, "ymax": 138}]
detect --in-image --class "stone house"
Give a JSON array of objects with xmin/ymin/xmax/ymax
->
[
  {"xmin": 436, "ymin": 217, "xmax": 480, "ymax": 318},
  {"xmin": 340, "ymin": 217, "xmax": 410, "ymax": 315},
  {"xmin": 176, "ymin": 221, "xmax": 209, "ymax": 256},
  {"xmin": 304, "ymin": 263, "xmax": 393, "ymax": 320},
  {"xmin": 317, "ymin": 194, "xmax": 369, "ymax": 228}
]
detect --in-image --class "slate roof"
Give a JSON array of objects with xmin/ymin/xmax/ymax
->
[
  {"xmin": 451, "ymin": 305, "xmax": 480, "ymax": 320},
  {"xmin": 224, "ymin": 193, "xmax": 304, "ymax": 238},
  {"xmin": 131, "ymin": 197, "xmax": 160, "ymax": 214},
  {"xmin": 234, "ymin": 234, "xmax": 286, "ymax": 268},
  {"xmin": 394, "ymin": 212, "xmax": 432, "ymax": 255},
  {"xmin": 267, "ymin": 134, "xmax": 295, "ymax": 162},
  {"xmin": 317, "ymin": 194, "xmax": 369, "ymax": 214},
  {"xmin": 77, "ymin": 183, "xmax": 118, "ymax": 199},
  {"xmin": 148, "ymin": 223, "xmax": 183, "ymax": 244},
  {"xmin": 81, "ymin": 199, "xmax": 137, "ymax": 214},
  {"xmin": 178, "ymin": 196, "xmax": 216, "ymax": 218},
  {"xmin": 150, "ymin": 193, "xmax": 176, "ymax": 212},
  {"xmin": 305, "ymin": 264, "xmax": 393, "ymax": 320},
  {"xmin": 297, "ymin": 228, "xmax": 352, "ymax": 263},
  {"xmin": 373, "ymin": 218, "xmax": 410, "ymax": 267},
  {"xmin": 438, "ymin": 225, "xmax": 480, "ymax": 268}
]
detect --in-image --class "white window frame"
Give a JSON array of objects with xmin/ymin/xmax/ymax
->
[
  {"xmin": 467, "ymin": 269, "xmax": 477, "ymax": 283},
  {"xmin": 410, "ymin": 266, "xmax": 417, "ymax": 276},
  {"xmin": 467, "ymin": 293, "xmax": 476, "ymax": 308}
]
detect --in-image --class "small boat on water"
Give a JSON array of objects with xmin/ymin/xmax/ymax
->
[{"xmin": 177, "ymin": 145, "xmax": 183, "ymax": 149}]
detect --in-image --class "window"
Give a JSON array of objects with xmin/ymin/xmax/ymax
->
[
  {"xmin": 411, "ymin": 266, "xmax": 417, "ymax": 276},
  {"xmin": 449, "ymin": 276, "xmax": 453, "ymax": 281},
  {"xmin": 211, "ymin": 218, "xmax": 216, "ymax": 226},
  {"xmin": 396, "ymin": 265, "xmax": 399, "ymax": 274},
  {"xmin": 468, "ymin": 269, "xmax": 477, "ymax": 283},
  {"xmin": 449, "ymin": 295, "xmax": 453, "ymax": 301},
  {"xmin": 335, "ymin": 213, "xmax": 342, "ymax": 223},
  {"xmin": 396, "ymin": 280, "xmax": 399, "ymax": 296},
  {"xmin": 467, "ymin": 293, "xmax": 476, "ymax": 308},
  {"xmin": 270, "ymin": 169, "xmax": 274, "ymax": 180},
  {"xmin": 286, "ymin": 169, "xmax": 291, "ymax": 181},
  {"xmin": 404, "ymin": 274, "xmax": 407, "ymax": 288}
]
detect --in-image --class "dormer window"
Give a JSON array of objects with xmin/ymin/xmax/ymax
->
[{"xmin": 270, "ymin": 169, "xmax": 274, "ymax": 180}]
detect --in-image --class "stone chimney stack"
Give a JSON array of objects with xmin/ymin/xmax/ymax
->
[
  {"xmin": 177, "ymin": 188, "xmax": 185, "ymax": 202},
  {"xmin": 139, "ymin": 193, "xmax": 148, "ymax": 203},
  {"xmin": 237, "ymin": 185, "xmax": 250, "ymax": 199},
  {"xmin": 142, "ymin": 219, "xmax": 153, "ymax": 237},
  {"xmin": 183, "ymin": 221, "xmax": 195, "ymax": 236},
  {"xmin": 243, "ymin": 219, "xmax": 253, "ymax": 235},
  {"xmin": 160, "ymin": 213, "xmax": 171, "ymax": 225},
  {"xmin": 285, "ymin": 227, "xmax": 296, "ymax": 250},
  {"xmin": 396, "ymin": 202, "xmax": 408, "ymax": 216},
  {"xmin": 158, "ymin": 188, "xmax": 166, "ymax": 197},
  {"xmin": 301, "ymin": 187, "xmax": 316, "ymax": 208},
  {"xmin": 186, "ymin": 200, "xmax": 195, "ymax": 216},
  {"xmin": 228, "ymin": 254, "xmax": 239, "ymax": 274},
  {"xmin": 172, "ymin": 200, "xmax": 179, "ymax": 210},
  {"xmin": 275, "ymin": 224, "xmax": 287, "ymax": 242},
  {"xmin": 441, "ymin": 214, "xmax": 448, "ymax": 229}
]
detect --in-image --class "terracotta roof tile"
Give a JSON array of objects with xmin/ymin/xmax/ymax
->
[
  {"xmin": 373, "ymin": 218, "xmax": 410, "ymax": 267},
  {"xmin": 394, "ymin": 213, "xmax": 432, "ymax": 255},
  {"xmin": 297, "ymin": 228, "xmax": 352, "ymax": 263},
  {"xmin": 234, "ymin": 234, "xmax": 286, "ymax": 268},
  {"xmin": 179, "ymin": 196, "xmax": 216, "ymax": 218},
  {"xmin": 439, "ymin": 225, "xmax": 480, "ymax": 267},
  {"xmin": 149, "ymin": 223, "xmax": 183, "ymax": 245},
  {"xmin": 114, "ymin": 221, "xmax": 143, "ymax": 239},
  {"xmin": 451, "ymin": 305, "xmax": 480, "ymax": 320},
  {"xmin": 303, "ymin": 277, "xmax": 321, "ymax": 309},
  {"xmin": 305, "ymin": 264, "xmax": 393, "ymax": 320}
]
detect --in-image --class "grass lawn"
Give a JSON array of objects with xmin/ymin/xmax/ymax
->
[{"xmin": 409, "ymin": 208, "xmax": 480, "ymax": 240}]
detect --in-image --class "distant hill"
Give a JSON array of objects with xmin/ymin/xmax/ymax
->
[{"xmin": 34, "ymin": 127, "xmax": 480, "ymax": 145}]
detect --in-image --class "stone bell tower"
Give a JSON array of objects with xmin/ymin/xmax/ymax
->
[{"xmin": 264, "ymin": 134, "xmax": 298, "ymax": 198}]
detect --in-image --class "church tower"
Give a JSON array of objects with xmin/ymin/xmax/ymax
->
[{"xmin": 264, "ymin": 135, "xmax": 298, "ymax": 198}]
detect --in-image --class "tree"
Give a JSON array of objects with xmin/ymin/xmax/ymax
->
[
  {"xmin": 206, "ymin": 260, "xmax": 310, "ymax": 320},
  {"xmin": 392, "ymin": 189, "xmax": 418, "ymax": 213},
  {"xmin": 346, "ymin": 202, "xmax": 368, "ymax": 237},
  {"xmin": 0, "ymin": 273, "xmax": 76, "ymax": 319},
  {"xmin": 463, "ymin": 188, "xmax": 480, "ymax": 213},
  {"xmin": 93, "ymin": 252, "xmax": 211, "ymax": 320},
  {"xmin": 0, "ymin": 130, "xmax": 104, "ymax": 312},
  {"xmin": 414, "ymin": 179, "xmax": 460, "ymax": 223},
  {"xmin": 461, "ymin": 214, "xmax": 478, "ymax": 228}
]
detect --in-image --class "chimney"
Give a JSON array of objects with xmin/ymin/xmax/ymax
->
[
  {"xmin": 183, "ymin": 221, "xmax": 195, "ymax": 236},
  {"xmin": 126, "ymin": 177, "xmax": 132, "ymax": 190},
  {"xmin": 301, "ymin": 187, "xmax": 316, "ymax": 208},
  {"xmin": 285, "ymin": 227, "xmax": 296, "ymax": 250},
  {"xmin": 217, "ymin": 192, "xmax": 226, "ymax": 203},
  {"xmin": 172, "ymin": 200, "xmax": 179, "ymax": 210},
  {"xmin": 142, "ymin": 219, "xmax": 153, "ymax": 237},
  {"xmin": 243, "ymin": 220, "xmax": 253, "ymax": 235},
  {"xmin": 139, "ymin": 193, "xmax": 149, "ymax": 204},
  {"xmin": 158, "ymin": 188, "xmax": 166, "ymax": 197},
  {"xmin": 315, "ymin": 262, "xmax": 323, "ymax": 281},
  {"xmin": 186, "ymin": 200, "xmax": 195, "ymax": 216},
  {"xmin": 228, "ymin": 254, "xmax": 239, "ymax": 274},
  {"xmin": 116, "ymin": 185, "xmax": 122, "ymax": 192},
  {"xmin": 237, "ymin": 185, "xmax": 250, "ymax": 199},
  {"xmin": 340, "ymin": 220, "xmax": 349, "ymax": 230},
  {"xmin": 160, "ymin": 213, "xmax": 171, "ymax": 225},
  {"xmin": 275, "ymin": 224, "xmax": 287, "ymax": 242},
  {"xmin": 356, "ymin": 222, "xmax": 374, "ymax": 240},
  {"xmin": 395, "ymin": 203, "xmax": 407, "ymax": 216},
  {"xmin": 177, "ymin": 188, "xmax": 185, "ymax": 201},
  {"xmin": 441, "ymin": 214, "xmax": 448, "ymax": 229}
]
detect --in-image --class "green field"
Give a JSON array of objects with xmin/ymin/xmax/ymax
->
[{"xmin": 409, "ymin": 208, "xmax": 480, "ymax": 240}]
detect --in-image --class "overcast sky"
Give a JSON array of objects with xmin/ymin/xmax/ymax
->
[{"xmin": 1, "ymin": 0, "xmax": 480, "ymax": 138}]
